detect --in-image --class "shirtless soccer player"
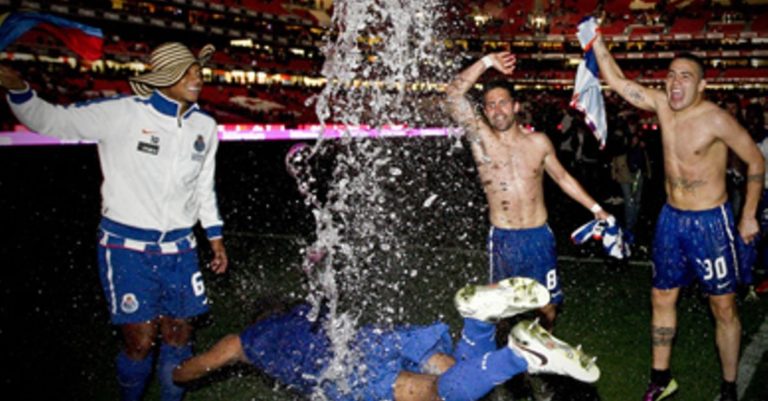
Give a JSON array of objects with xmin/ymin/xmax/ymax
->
[
  {"xmin": 582, "ymin": 18, "xmax": 764, "ymax": 401},
  {"xmin": 445, "ymin": 52, "xmax": 612, "ymax": 330}
]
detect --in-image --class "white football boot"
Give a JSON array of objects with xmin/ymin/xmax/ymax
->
[
  {"xmin": 454, "ymin": 277, "xmax": 550, "ymax": 322},
  {"xmin": 508, "ymin": 319, "xmax": 600, "ymax": 383}
]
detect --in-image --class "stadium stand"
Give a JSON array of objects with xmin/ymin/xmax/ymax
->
[{"xmin": 0, "ymin": 0, "xmax": 765, "ymax": 126}]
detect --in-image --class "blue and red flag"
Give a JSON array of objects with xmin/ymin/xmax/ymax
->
[
  {"xmin": 0, "ymin": 11, "xmax": 103, "ymax": 60},
  {"xmin": 571, "ymin": 16, "xmax": 607, "ymax": 149}
]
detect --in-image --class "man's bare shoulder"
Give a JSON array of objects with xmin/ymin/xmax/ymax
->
[
  {"xmin": 523, "ymin": 130, "xmax": 555, "ymax": 148},
  {"xmin": 696, "ymin": 101, "xmax": 736, "ymax": 129},
  {"xmin": 700, "ymin": 100, "xmax": 728, "ymax": 115},
  {"xmin": 521, "ymin": 129, "xmax": 548, "ymax": 139},
  {"xmin": 661, "ymin": 100, "xmax": 729, "ymax": 125},
  {"xmin": 666, "ymin": 101, "xmax": 745, "ymax": 144}
]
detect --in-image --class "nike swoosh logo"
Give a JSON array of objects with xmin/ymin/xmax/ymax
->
[{"xmin": 516, "ymin": 343, "xmax": 549, "ymax": 366}]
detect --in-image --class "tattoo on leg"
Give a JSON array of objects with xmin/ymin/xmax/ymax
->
[
  {"xmin": 652, "ymin": 326, "xmax": 676, "ymax": 347},
  {"xmin": 747, "ymin": 174, "xmax": 763, "ymax": 183}
]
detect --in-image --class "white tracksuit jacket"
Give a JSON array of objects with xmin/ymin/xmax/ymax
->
[{"xmin": 7, "ymin": 87, "xmax": 224, "ymax": 240}]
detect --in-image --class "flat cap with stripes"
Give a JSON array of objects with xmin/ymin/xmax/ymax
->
[{"xmin": 129, "ymin": 42, "xmax": 214, "ymax": 97}]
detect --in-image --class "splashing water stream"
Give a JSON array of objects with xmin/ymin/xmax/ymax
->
[{"xmin": 288, "ymin": 0, "xmax": 460, "ymax": 398}]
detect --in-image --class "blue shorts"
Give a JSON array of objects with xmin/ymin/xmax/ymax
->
[
  {"xmin": 488, "ymin": 224, "xmax": 562, "ymax": 304},
  {"xmin": 97, "ymin": 222, "xmax": 208, "ymax": 324},
  {"xmin": 652, "ymin": 203, "xmax": 745, "ymax": 294},
  {"xmin": 347, "ymin": 323, "xmax": 452, "ymax": 401},
  {"xmin": 241, "ymin": 305, "xmax": 453, "ymax": 401}
]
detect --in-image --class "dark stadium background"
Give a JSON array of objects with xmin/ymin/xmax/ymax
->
[{"xmin": 1, "ymin": 0, "xmax": 767, "ymax": 400}]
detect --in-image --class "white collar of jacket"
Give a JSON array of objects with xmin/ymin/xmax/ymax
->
[{"xmin": 146, "ymin": 90, "xmax": 200, "ymax": 120}]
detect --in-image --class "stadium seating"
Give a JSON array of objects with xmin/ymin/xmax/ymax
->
[
  {"xmin": 600, "ymin": 18, "xmax": 630, "ymax": 35},
  {"xmin": 752, "ymin": 12, "xmax": 768, "ymax": 32},
  {"xmin": 0, "ymin": 0, "xmax": 765, "ymax": 126},
  {"xmin": 709, "ymin": 21, "xmax": 747, "ymax": 34},
  {"xmin": 669, "ymin": 17, "xmax": 707, "ymax": 34},
  {"xmin": 629, "ymin": 24, "xmax": 666, "ymax": 36}
]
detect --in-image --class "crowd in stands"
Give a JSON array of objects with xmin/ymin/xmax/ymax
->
[
  {"xmin": 0, "ymin": 56, "xmax": 321, "ymax": 129},
  {"xmin": 0, "ymin": 52, "xmax": 765, "ymax": 128},
  {"xmin": 1, "ymin": 0, "xmax": 765, "ymax": 133},
  {"xmin": 450, "ymin": 0, "xmax": 768, "ymax": 37}
]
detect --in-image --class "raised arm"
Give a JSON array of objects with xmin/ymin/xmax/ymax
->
[
  {"xmin": 1, "ymin": 64, "xmax": 122, "ymax": 141},
  {"xmin": 0, "ymin": 64, "xmax": 26, "ymax": 91},
  {"xmin": 445, "ymin": 52, "xmax": 515, "ymax": 161},
  {"xmin": 590, "ymin": 36, "xmax": 662, "ymax": 112},
  {"xmin": 572, "ymin": 16, "xmax": 664, "ymax": 113},
  {"xmin": 445, "ymin": 52, "xmax": 515, "ymax": 127}
]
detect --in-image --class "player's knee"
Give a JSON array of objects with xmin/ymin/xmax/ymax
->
[
  {"xmin": 710, "ymin": 299, "xmax": 739, "ymax": 324},
  {"xmin": 160, "ymin": 318, "xmax": 193, "ymax": 346},
  {"xmin": 124, "ymin": 337, "xmax": 156, "ymax": 359},
  {"xmin": 650, "ymin": 289, "xmax": 677, "ymax": 309}
]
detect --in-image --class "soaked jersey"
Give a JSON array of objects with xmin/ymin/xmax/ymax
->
[{"xmin": 240, "ymin": 304, "xmax": 452, "ymax": 401}]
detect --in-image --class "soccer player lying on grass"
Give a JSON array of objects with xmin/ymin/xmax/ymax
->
[{"xmin": 173, "ymin": 277, "xmax": 600, "ymax": 401}]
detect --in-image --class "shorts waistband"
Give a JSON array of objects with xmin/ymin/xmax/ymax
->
[
  {"xmin": 99, "ymin": 217, "xmax": 193, "ymax": 242},
  {"xmin": 490, "ymin": 223, "xmax": 550, "ymax": 233},
  {"xmin": 98, "ymin": 229, "xmax": 197, "ymax": 254},
  {"xmin": 663, "ymin": 202, "xmax": 731, "ymax": 216}
]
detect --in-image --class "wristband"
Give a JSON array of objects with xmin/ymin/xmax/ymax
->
[
  {"xmin": 590, "ymin": 203, "xmax": 603, "ymax": 213},
  {"xmin": 481, "ymin": 55, "xmax": 493, "ymax": 69}
]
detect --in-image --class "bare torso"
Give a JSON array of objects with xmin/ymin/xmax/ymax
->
[
  {"xmin": 657, "ymin": 100, "xmax": 729, "ymax": 210},
  {"xmin": 474, "ymin": 127, "xmax": 549, "ymax": 228}
]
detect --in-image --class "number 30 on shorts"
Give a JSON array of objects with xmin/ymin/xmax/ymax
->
[{"xmin": 699, "ymin": 256, "xmax": 727, "ymax": 281}]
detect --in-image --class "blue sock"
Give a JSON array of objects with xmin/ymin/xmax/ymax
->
[
  {"xmin": 116, "ymin": 351, "xmax": 153, "ymax": 401},
  {"xmin": 453, "ymin": 318, "xmax": 496, "ymax": 362},
  {"xmin": 438, "ymin": 347, "xmax": 528, "ymax": 401},
  {"xmin": 158, "ymin": 344, "xmax": 193, "ymax": 401}
]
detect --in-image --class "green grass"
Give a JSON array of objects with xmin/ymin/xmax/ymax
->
[{"xmin": 82, "ymin": 235, "xmax": 768, "ymax": 401}]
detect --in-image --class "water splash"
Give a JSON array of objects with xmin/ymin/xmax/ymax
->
[
  {"xmin": 314, "ymin": 0, "xmax": 449, "ymax": 128},
  {"xmin": 289, "ymin": 0, "xmax": 462, "ymax": 398}
]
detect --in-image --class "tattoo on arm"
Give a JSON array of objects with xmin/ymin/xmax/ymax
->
[
  {"xmin": 666, "ymin": 176, "xmax": 706, "ymax": 192},
  {"xmin": 652, "ymin": 326, "xmax": 676, "ymax": 347},
  {"xmin": 460, "ymin": 117, "xmax": 493, "ymax": 164},
  {"xmin": 622, "ymin": 83, "xmax": 645, "ymax": 104},
  {"xmin": 747, "ymin": 174, "xmax": 763, "ymax": 183},
  {"xmin": 447, "ymin": 76, "xmax": 471, "ymax": 94},
  {"xmin": 465, "ymin": 128, "xmax": 482, "ymax": 144}
]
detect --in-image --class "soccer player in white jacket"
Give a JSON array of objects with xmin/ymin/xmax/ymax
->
[{"xmin": 0, "ymin": 42, "xmax": 228, "ymax": 401}]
